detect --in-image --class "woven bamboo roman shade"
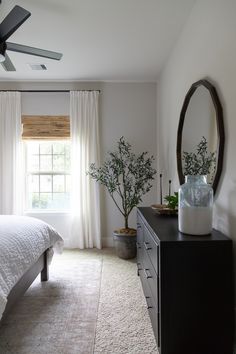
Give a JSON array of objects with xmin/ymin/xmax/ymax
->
[{"xmin": 22, "ymin": 115, "xmax": 70, "ymax": 140}]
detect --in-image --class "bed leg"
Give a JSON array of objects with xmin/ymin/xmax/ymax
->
[{"xmin": 41, "ymin": 250, "xmax": 49, "ymax": 282}]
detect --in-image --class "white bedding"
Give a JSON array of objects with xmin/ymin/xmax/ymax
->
[{"xmin": 0, "ymin": 215, "xmax": 63, "ymax": 320}]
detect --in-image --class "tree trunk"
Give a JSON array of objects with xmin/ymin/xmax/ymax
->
[{"xmin": 125, "ymin": 216, "xmax": 128, "ymax": 229}]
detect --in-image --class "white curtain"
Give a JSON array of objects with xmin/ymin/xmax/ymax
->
[
  {"xmin": 0, "ymin": 92, "xmax": 23, "ymax": 215},
  {"xmin": 67, "ymin": 91, "xmax": 101, "ymax": 249}
]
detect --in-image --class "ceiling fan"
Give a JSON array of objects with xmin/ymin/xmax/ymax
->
[{"xmin": 0, "ymin": 5, "xmax": 63, "ymax": 71}]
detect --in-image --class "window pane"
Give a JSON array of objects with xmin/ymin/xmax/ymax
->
[
  {"xmin": 65, "ymin": 144, "xmax": 70, "ymax": 157},
  {"xmin": 28, "ymin": 142, "xmax": 39, "ymax": 155},
  {"xmin": 65, "ymin": 144, "xmax": 71, "ymax": 171},
  {"xmin": 28, "ymin": 175, "xmax": 39, "ymax": 193},
  {"xmin": 29, "ymin": 193, "xmax": 40, "ymax": 209},
  {"xmin": 26, "ymin": 141, "xmax": 71, "ymax": 210},
  {"xmin": 40, "ymin": 155, "xmax": 52, "ymax": 171},
  {"xmin": 53, "ymin": 155, "xmax": 65, "ymax": 172},
  {"xmin": 40, "ymin": 175, "xmax": 52, "ymax": 192},
  {"xmin": 53, "ymin": 175, "xmax": 65, "ymax": 192},
  {"xmin": 40, "ymin": 142, "xmax": 52, "ymax": 154},
  {"xmin": 66, "ymin": 175, "xmax": 71, "ymax": 192},
  {"xmin": 65, "ymin": 155, "xmax": 71, "ymax": 171},
  {"xmin": 28, "ymin": 154, "xmax": 39, "ymax": 171},
  {"xmin": 52, "ymin": 193, "xmax": 70, "ymax": 209},
  {"xmin": 53, "ymin": 142, "xmax": 65, "ymax": 154},
  {"xmin": 40, "ymin": 193, "xmax": 52, "ymax": 209}
]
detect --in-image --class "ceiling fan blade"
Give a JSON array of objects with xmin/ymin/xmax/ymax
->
[
  {"xmin": 6, "ymin": 42, "xmax": 63, "ymax": 61},
  {"xmin": 0, "ymin": 6, "xmax": 31, "ymax": 42},
  {"xmin": 0, "ymin": 53, "xmax": 16, "ymax": 71}
]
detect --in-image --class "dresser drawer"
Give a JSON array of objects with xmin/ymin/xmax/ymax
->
[
  {"xmin": 143, "ymin": 224, "xmax": 159, "ymax": 274},
  {"xmin": 137, "ymin": 239, "xmax": 143, "ymax": 267},
  {"xmin": 137, "ymin": 219, "xmax": 144, "ymax": 272},
  {"xmin": 137, "ymin": 248, "xmax": 143, "ymax": 272},
  {"xmin": 143, "ymin": 248, "xmax": 158, "ymax": 303},
  {"xmin": 139, "ymin": 267, "xmax": 151, "ymax": 300},
  {"xmin": 139, "ymin": 268, "xmax": 159, "ymax": 345},
  {"xmin": 148, "ymin": 298, "xmax": 159, "ymax": 347}
]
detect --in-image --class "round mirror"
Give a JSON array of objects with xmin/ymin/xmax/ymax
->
[{"xmin": 176, "ymin": 79, "xmax": 224, "ymax": 193}]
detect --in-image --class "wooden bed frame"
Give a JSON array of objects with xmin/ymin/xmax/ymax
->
[{"xmin": 1, "ymin": 249, "xmax": 49, "ymax": 320}]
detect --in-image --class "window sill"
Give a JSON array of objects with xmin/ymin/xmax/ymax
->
[{"xmin": 25, "ymin": 210, "xmax": 71, "ymax": 215}]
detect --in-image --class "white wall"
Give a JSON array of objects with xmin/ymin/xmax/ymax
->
[
  {"xmin": 100, "ymin": 83, "xmax": 157, "ymax": 245},
  {"xmin": 0, "ymin": 81, "xmax": 157, "ymax": 246},
  {"xmin": 157, "ymin": 0, "xmax": 236, "ymax": 337}
]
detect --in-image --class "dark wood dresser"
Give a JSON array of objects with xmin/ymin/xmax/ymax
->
[{"xmin": 137, "ymin": 207, "xmax": 234, "ymax": 354}]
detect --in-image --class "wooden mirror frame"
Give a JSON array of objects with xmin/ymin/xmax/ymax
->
[{"xmin": 176, "ymin": 79, "xmax": 225, "ymax": 193}]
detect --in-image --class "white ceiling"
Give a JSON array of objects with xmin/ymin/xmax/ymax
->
[{"xmin": 0, "ymin": 0, "xmax": 195, "ymax": 81}]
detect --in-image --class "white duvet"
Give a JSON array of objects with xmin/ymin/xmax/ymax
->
[{"xmin": 0, "ymin": 215, "xmax": 63, "ymax": 320}]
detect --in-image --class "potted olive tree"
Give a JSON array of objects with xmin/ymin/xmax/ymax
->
[{"xmin": 88, "ymin": 137, "xmax": 156, "ymax": 259}]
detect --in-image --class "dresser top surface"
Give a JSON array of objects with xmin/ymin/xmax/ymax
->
[{"xmin": 138, "ymin": 207, "xmax": 231, "ymax": 243}]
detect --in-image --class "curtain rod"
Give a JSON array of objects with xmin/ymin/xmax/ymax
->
[{"xmin": 0, "ymin": 89, "xmax": 101, "ymax": 93}]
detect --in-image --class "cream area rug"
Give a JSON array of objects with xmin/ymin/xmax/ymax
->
[{"xmin": 0, "ymin": 249, "xmax": 158, "ymax": 354}]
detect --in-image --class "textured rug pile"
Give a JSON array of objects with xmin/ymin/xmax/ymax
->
[{"xmin": 0, "ymin": 249, "xmax": 158, "ymax": 354}]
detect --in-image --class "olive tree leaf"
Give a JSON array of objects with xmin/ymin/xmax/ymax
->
[
  {"xmin": 87, "ymin": 137, "xmax": 157, "ymax": 229},
  {"xmin": 182, "ymin": 136, "xmax": 216, "ymax": 177}
]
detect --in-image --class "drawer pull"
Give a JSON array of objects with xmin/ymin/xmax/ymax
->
[
  {"xmin": 136, "ymin": 242, "xmax": 141, "ymax": 249},
  {"xmin": 144, "ymin": 268, "xmax": 152, "ymax": 279},
  {"xmin": 137, "ymin": 262, "xmax": 142, "ymax": 271},
  {"xmin": 144, "ymin": 242, "xmax": 152, "ymax": 250},
  {"xmin": 145, "ymin": 296, "xmax": 153, "ymax": 309}
]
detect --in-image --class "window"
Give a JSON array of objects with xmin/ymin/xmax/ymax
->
[{"xmin": 25, "ymin": 141, "xmax": 71, "ymax": 211}]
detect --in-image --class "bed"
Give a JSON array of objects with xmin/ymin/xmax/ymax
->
[{"xmin": 0, "ymin": 215, "xmax": 63, "ymax": 321}]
